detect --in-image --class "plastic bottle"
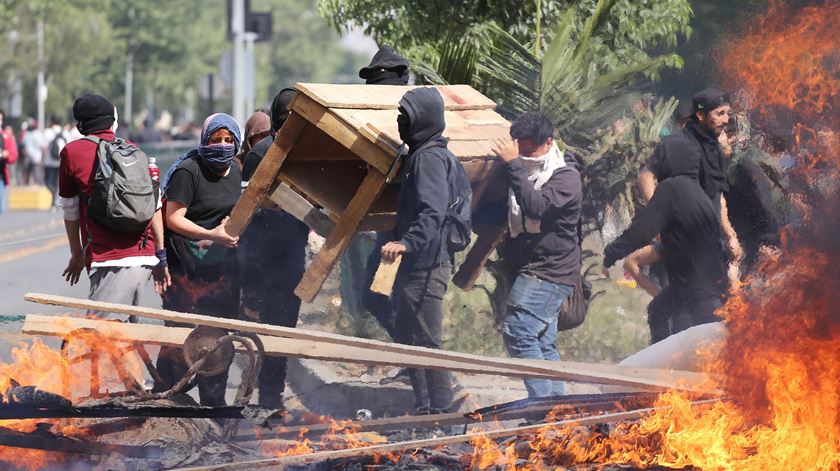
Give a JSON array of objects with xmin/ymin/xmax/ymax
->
[{"xmin": 148, "ymin": 157, "xmax": 160, "ymax": 184}]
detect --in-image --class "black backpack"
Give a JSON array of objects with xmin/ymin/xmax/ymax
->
[
  {"xmin": 48, "ymin": 134, "xmax": 66, "ymax": 164},
  {"xmin": 445, "ymin": 153, "xmax": 473, "ymax": 252},
  {"xmin": 84, "ymin": 136, "xmax": 157, "ymax": 233}
]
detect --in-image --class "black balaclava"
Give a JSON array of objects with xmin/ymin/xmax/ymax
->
[
  {"xmin": 397, "ymin": 88, "xmax": 445, "ymax": 151},
  {"xmin": 359, "ymin": 45, "xmax": 409, "ymax": 85},
  {"xmin": 73, "ymin": 93, "xmax": 115, "ymax": 135},
  {"xmin": 270, "ymin": 88, "xmax": 297, "ymax": 134}
]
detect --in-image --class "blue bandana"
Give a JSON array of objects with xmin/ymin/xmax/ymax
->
[{"xmin": 162, "ymin": 113, "xmax": 242, "ymax": 194}]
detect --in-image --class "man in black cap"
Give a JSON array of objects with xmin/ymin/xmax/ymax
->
[
  {"xmin": 638, "ymin": 87, "xmax": 742, "ymax": 263},
  {"xmin": 57, "ymin": 93, "xmax": 169, "ymax": 317},
  {"xmin": 340, "ymin": 45, "xmax": 411, "ymax": 342},
  {"xmin": 240, "ymin": 88, "xmax": 309, "ymax": 410}
]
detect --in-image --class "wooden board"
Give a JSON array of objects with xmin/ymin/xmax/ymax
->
[
  {"xmin": 225, "ymin": 112, "xmax": 307, "ymax": 237},
  {"xmin": 24, "ymin": 294, "xmax": 720, "ymax": 394},
  {"xmin": 453, "ymin": 224, "xmax": 508, "ymax": 290},
  {"xmin": 292, "ymin": 93, "xmax": 395, "ymax": 175},
  {"xmin": 293, "ymin": 168, "xmax": 389, "ymax": 303},
  {"xmin": 370, "ymin": 255, "xmax": 401, "ymax": 296},
  {"xmin": 266, "ymin": 182, "xmax": 335, "ymax": 238},
  {"xmin": 296, "ymin": 83, "xmax": 497, "ymax": 111}
]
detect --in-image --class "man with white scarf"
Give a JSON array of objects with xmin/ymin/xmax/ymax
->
[{"xmin": 492, "ymin": 112, "xmax": 583, "ymax": 398}]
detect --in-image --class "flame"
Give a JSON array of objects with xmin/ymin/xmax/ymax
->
[
  {"xmin": 467, "ymin": 3, "xmax": 840, "ymax": 469},
  {"xmin": 261, "ymin": 418, "xmax": 399, "ymax": 464},
  {"xmin": 0, "ymin": 319, "xmax": 149, "ymax": 469}
]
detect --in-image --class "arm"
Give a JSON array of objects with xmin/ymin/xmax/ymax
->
[
  {"xmin": 61, "ymin": 218, "xmax": 85, "ymax": 286},
  {"xmin": 637, "ymin": 168, "xmax": 657, "ymax": 202},
  {"xmin": 398, "ymin": 155, "xmax": 449, "ymax": 253},
  {"xmin": 150, "ymin": 209, "xmax": 171, "ymax": 294},
  {"xmin": 165, "ymin": 201, "xmax": 238, "ymax": 248},
  {"xmin": 719, "ymin": 193, "xmax": 743, "ymax": 261},
  {"xmin": 623, "ymin": 245, "xmax": 661, "ymax": 297},
  {"xmin": 57, "ymin": 147, "xmax": 84, "ymax": 285},
  {"xmin": 603, "ymin": 184, "xmax": 672, "ymax": 268}
]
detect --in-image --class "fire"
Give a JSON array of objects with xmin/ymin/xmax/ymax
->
[
  {"xmin": 262, "ymin": 418, "xmax": 399, "ymax": 464},
  {"xmin": 467, "ymin": 3, "xmax": 840, "ymax": 470},
  {"xmin": 0, "ymin": 319, "xmax": 149, "ymax": 470}
]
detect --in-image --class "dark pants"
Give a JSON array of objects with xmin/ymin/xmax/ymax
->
[
  {"xmin": 393, "ymin": 262, "xmax": 453, "ymax": 412},
  {"xmin": 44, "ymin": 166, "xmax": 59, "ymax": 204},
  {"xmin": 155, "ymin": 264, "xmax": 240, "ymax": 407},
  {"xmin": 647, "ymin": 284, "xmax": 722, "ymax": 344},
  {"xmin": 239, "ymin": 211, "xmax": 308, "ymax": 408}
]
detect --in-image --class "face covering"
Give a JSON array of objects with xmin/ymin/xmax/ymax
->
[
  {"xmin": 198, "ymin": 143, "xmax": 237, "ymax": 174},
  {"xmin": 397, "ymin": 109, "xmax": 411, "ymax": 142}
]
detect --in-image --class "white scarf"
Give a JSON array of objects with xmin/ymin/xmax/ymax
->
[{"xmin": 508, "ymin": 141, "xmax": 566, "ymax": 237}]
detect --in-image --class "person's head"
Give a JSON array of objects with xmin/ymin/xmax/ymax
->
[
  {"xmin": 359, "ymin": 45, "xmax": 409, "ymax": 85},
  {"xmin": 73, "ymin": 93, "xmax": 116, "ymax": 135},
  {"xmin": 692, "ymin": 88, "xmax": 731, "ymax": 136},
  {"xmin": 198, "ymin": 113, "xmax": 242, "ymax": 173},
  {"xmin": 0, "ymin": 108, "xmax": 5, "ymax": 127},
  {"xmin": 397, "ymin": 87, "xmax": 445, "ymax": 149},
  {"xmin": 674, "ymin": 100, "xmax": 695, "ymax": 129},
  {"xmin": 49, "ymin": 115, "xmax": 62, "ymax": 128},
  {"xmin": 269, "ymin": 88, "xmax": 297, "ymax": 134},
  {"xmin": 510, "ymin": 111, "xmax": 554, "ymax": 157},
  {"xmin": 243, "ymin": 109, "xmax": 270, "ymax": 149}
]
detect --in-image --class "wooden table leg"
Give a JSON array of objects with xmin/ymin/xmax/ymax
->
[
  {"xmin": 226, "ymin": 112, "xmax": 308, "ymax": 237},
  {"xmin": 452, "ymin": 223, "xmax": 507, "ymax": 290},
  {"xmin": 294, "ymin": 168, "xmax": 388, "ymax": 303}
]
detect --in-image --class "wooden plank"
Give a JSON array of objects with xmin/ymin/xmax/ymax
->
[
  {"xmin": 291, "ymin": 93, "xmax": 394, "ymax": 175},
  {"xmin": 452, "ymin": 224, "xmax": 507, "ymax": 291},
  {"xmin": 169, "ymin": 406, "xmax": 667, "ymax": 471},
  {"xmin": 21, "ymin": 314, "xmax": 555, "ymax": 380},
  {"xmin": 226, "ymin": 112, "xmax": 308, "ymax": 236},
  {"xmin": 277, "ymin": 161, "xmax": 369, "ymax": 217},
  {"xmin": 294, "ymin": 169, "xmax": 389, "ymax": 302},
  {"xmin": 24, "ymin": 294, "xmax": 719, "ymax": 394},
  {"xmin": 266, "ymin": 182, "xmax": 335, "ymax": 238},
  {"xmin": 296, "ymin": 83, "xmax": 497, "ymax": 111},
  {"xmin": 370, "ymin": 255, "xmax": 401, "ymax": 296}
]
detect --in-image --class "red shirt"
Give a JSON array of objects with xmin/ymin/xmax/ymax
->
[
  {"xmin": 59, "ymin": 130, "xmax": 155, "ymax": 266},
  {"xmin": 1, "ymin": 130, "xmax": 17, "ymax": 184}
]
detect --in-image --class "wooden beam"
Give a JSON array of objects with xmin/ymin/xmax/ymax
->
[
  {"xmin": 226, "ymin": 112, "xmax": 308, "ymax": 236},
  {"xmin": 292, "ymin": 93, "xmax": 394, "ymax": 175},
  {"xmin": 23, "ymin": 294, "xmax": 719, "ymax": 394},
  {"xmin": 267, "ymin": 181, "xmax": 335, "ymax": 238},
  {"xmin": 293, "ymin": 168, "xmax": 389, "ymax": 303},
  {"xmin": 452, "ymin": 224, "xmax": 507, "ymax": 290},
  {"xmin": 169, "ymin": 406, "xmax": 668, "ymax": 471},
  {"xmin": 295, "ymin": 83, "xmax": 497, "ymax": 111}
]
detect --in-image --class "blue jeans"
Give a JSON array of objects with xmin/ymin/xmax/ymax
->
[{"xmin": 502, "ymin": 274, "xmax": 573, "ymax": 398}]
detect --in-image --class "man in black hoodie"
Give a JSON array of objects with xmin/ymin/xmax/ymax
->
[
  {"xmin": 240, "ymin": 88, "xmax": 310, "ymax": 409},
  {"xmin": 604, "ymin": 142, "xmax": 727, "ymax": 342},
  {"xmin": 381, "ymin": 87, "xmax": 464, "ymax": 414},
  {"xmin": 638, "ymin": 88, "xmax": 742, "ymax": 263},
  {"xmin": 491, "ymin": 112, "xmax": 582, "ymax": 398}
]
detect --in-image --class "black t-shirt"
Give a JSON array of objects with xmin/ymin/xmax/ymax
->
[{"xmin": 166, "ymin": 156, "xmax": 242, "ymax": 229}]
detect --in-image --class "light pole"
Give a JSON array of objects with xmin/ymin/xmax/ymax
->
[{"xmin": 36, "ymin": 18, "xmax": 45, "ymax": 130}]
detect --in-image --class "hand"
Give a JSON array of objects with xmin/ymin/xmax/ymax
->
[
  {"xmin": 152, "ymin": 265, "xmax": 172, "ymax": 295},
  {"xmin": 209, "ymin": 216, "xmax": 239, "ymax": 248},
  {"xmin": 381, "ymin": 241, "xmax": 406, "ymax": 263},
  {"xmin": 718, "ymin": 132, "xmax": 732, "ymax": 157},
  {"xmin": 601, "ymin": 265, "xmax": 610, "ymax": 278},
  {"xmin": 491, "ymin": 135, "xmax": 519, "ymax": 163},
  {"xmin": 62, "ymin": 253, "xmax": 85, "ymax": 286}
]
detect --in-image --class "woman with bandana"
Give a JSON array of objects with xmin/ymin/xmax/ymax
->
[{"xmin": 154, "ymin": 113, "xmax": 242, "ymax": 407}]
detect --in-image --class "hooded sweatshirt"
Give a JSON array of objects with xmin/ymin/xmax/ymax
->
[
  {"xmin": 359, "ymin": 45, "xmax": 410, "ymax": 85},
  {"xmin": 394, "ymin": 88, "xmax": 453, "ymax": 270},
  {"xmin": 604, "ymin": 152, "xmax": 726, "ymax": 297}
]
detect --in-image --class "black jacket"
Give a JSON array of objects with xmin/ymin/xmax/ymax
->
[
  {"xmin": 647, "ymin": 120, "xmax": 728, "ymax": 208},
  {"xmin": 500, "ymin": 153, "xmax": 583, "ymax": 287},
  {"xmin": 395, "ymin": 88, "xmax": 453, "ymax": 270},
  {"xmin": 604, "ymin": 175, "xmax": 726, "ymax": 298}
]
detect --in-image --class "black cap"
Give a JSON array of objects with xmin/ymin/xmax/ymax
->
[
  {"xmin": 359, "ymin": 45, "xmax": 409, "ymax": 85},
  {"xmin": 692, "ymin": 88, "xmax": 729, "ymax": 113},
  {"xmin": 73, "ymin": 93, "xmax": 115, "ymax": 134},
  {"xmin": 270, "ymin": 88, "xmax": 297, "ymax": 133},
  {"xmin": 675, "ymin": 99, "xmax": 695, "ymax": 121}
]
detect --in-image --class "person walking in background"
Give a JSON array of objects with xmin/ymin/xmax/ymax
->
[
  {"xmin": 57, "ymin": 93, "xmax": 169, "ymax": 314},
  {"xmin": 240, "ymin": 90, "xmax": 309, "ymax": 410},
  {"xmin": 21, "ymin": 120, "xmax": 46, "ymax": 186},
  {"xmin": 0, "ymin": 109, "xmax": 19, "ymax": 214},
  {"xmin": 235, "ymin": 109, "xmax": 270, "ymax": 169},
  {"xmin": 43, "ymin": 116, "xmax": 68, "ymax": 207},
  {"xmin": 491, "ymin": 111, "xmax": 583, "ymax": 398},
  {"xmin": 155, "ymin": 113, "xmax": 242, "ymax": 407}
]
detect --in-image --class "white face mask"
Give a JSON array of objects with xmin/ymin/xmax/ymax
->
[{"xmin": 111, "ymin": 106, "xmax": 119, "ymax": 133}]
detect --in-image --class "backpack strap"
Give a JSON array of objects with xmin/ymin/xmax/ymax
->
[{"xmin": 82, "ymin": 135, "xmax": 102, "ymax": 144}]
